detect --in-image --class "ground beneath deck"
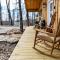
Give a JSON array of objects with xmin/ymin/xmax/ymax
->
[
  {"xmin": 0, "ymin": 26, "xmax": 22, "ymax": 60},
  {"xmin": 0, "ymin": 41, "xmax": 17, "ymax": 60},
  {"xmin": 9, "ymin": 26, "xmax": 60, "ymax": 60}
]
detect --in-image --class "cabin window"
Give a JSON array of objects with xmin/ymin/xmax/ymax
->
[
  {"xmin": 50, "ymin": 1, "xmax": 54, "ymax": 18},
  {"xmin": 50, "ymin": 3, "xmax": 53, "ymax": 11}
]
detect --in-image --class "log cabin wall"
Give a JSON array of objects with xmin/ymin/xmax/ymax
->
[
  {"xmin": 41, "ymin": 0, "xmax": 47, "ymax": 22},
  {"xmin": 53, "ymin": 0, "xmax": 60, "ymax": 32}
]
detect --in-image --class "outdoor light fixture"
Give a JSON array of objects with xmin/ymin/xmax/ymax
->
[{"xmin": 54, "ymin": 6, "xmax": 55, "ymax": 9}]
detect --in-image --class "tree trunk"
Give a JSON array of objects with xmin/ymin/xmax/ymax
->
[
  {"xmin": 26, "ymin": 11, "xmax": 29, "ymax": 26},
  {"xmin": 18, "ymin": 0, "xmax": 23, "ymax": 33},
  {"xmin": 0, "ymin": 0, "xmax": 2, "ymax": 25},
  {"xmin": 34, "ymin": 13, "xmax": 35, "ymax": 24},
  {"xmin": 12, "ymin": 9, "xmax": 15, "ymax": 25},
  {"xmin": 32, "ymin": 12, "xmax": 33, "ymax": 25},
  {"xmin": 6, "ymin": 0, "xmax": 13, "ymax": 25}
]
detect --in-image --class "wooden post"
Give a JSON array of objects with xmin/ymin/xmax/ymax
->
[
  {"xmin": 26, "ymin": 11, "xmax": 29, "ymax": 26},
  {"xmin": 18, "ymin": 0, "xmax": 23, "ymax": 33},
  {"xmin": 32, "ymin": 12, "xmax": 33, "ymax": 25}
]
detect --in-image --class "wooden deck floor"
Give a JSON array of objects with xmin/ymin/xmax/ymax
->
[{"xmin": 9, "ymin": 26, "xmax": 60, "ymax": 60}]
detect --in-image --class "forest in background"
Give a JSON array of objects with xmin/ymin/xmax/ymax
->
[{"xmin": 0, "ymin": 0, "xmax": 39, "ymax": 33}]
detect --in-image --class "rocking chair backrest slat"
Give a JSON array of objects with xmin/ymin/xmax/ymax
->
[{"xmin": 55, "ymin": 19, "xmax": 60, "ymax": 37}]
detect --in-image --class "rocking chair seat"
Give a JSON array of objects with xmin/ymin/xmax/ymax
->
[{"xmin": 37, "ymin": 32, "xmax": 60, "ymax": 43}]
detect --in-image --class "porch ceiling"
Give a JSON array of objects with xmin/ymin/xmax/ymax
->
[{"xmin": 25, "ymin": 0, "xmax": 42, "ymax": 12}]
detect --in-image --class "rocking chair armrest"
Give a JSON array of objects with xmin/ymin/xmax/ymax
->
[{"xmin": 35, "ymin": 29, "xmax": 40, "ymax": 32}]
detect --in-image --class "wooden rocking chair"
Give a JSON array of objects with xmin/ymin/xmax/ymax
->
[
  {"xmin": 34, "ymin": 19, "xmax": 60, "ymax": 55},
  {"xmin": 46, "ymin": 12, "xmax": 56, "ymax": 33}
]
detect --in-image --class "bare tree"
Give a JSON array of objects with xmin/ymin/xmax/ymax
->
[
  {"xmin": 12, "ymin": 9, "xmax": 15, "ymax": 25},
  {"xmin": 6, "ymin": 0, "xmax": 13, "ymax": 25},
  {"xmin": 0, "ymin": 0, "xmax": 2, "ymax": 25},
  {"xmin": 18, "ymin": 0, "xmax": 23, "ymax": 33}
]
